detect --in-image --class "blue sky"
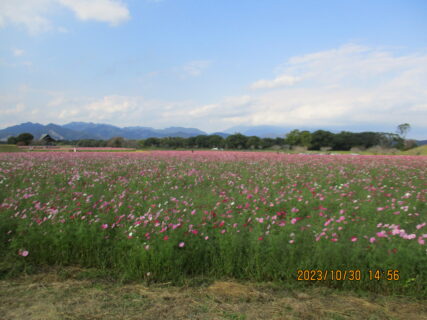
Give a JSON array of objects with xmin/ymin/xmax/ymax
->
[{"xmin": 1, "ymin": 0, "xmax": 426, "ymax": 138}]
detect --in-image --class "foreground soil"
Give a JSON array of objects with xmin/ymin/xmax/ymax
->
[{"xmin": 0, "ymin": 269, "xmax": 426, "ymax": 320}]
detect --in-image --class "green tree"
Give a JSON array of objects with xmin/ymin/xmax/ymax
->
[
  {"xmin": 137, "ymin": 140, "xmax": 145, "ymax": 149},
  {"xmin": 17, "ymin": 133, "xmax": 34, "ymax": 146},
  {"xmin": 397, "ymin": 123, "xmax": 411, "ymax": 139},
  {"xmin": 226, "ymin": 133, "xmax": 248, "ymax": 149},
  {"xmin": 260, "ymin": 138, "xmax": 276, "ymax": 149},
  {"xmin": 310, "ymin": 130, "xmax": 334, "ymax": 150},
  {"xmin": 107, "ymin": 137, "xmax": 125, "ymax": 148},
  {"xmin": 7, "ymin": 136, "xmax": 18, "ymax": 144},
  {"xmin": 285, "ymin": 129, "xmax": 301, "ymax": 146},
  {"xmin": 208, "ymin": 135, "xmax": 225, "ymax": 148},
  {"xmin": 247, "ymin": 136, "xmax": 261, "ymax": 149},
  {"xmin": 195, "ymin": 135, "xmax": 210, "ymax": 148},
  {"xmin": 144, "ymin": 137, "xmax": 160, "ymax": 147},
  {"xmin": 299, "ymin": 131, "xmax": 312, "ymax": 148}
]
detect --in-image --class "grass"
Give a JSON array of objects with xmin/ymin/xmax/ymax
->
[
  {"xmin": 0, "ymin": 268, "xmax": 426, "ymax": 320},
  {"xmin": 402, "ymin": 145, "xmax": 427, "ymax": 156},
  {"xmin": 0, "ymin": 144, "xmax": 23, "ymax": 152}
]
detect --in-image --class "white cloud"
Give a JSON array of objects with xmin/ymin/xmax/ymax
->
[
  {"xmin": 238, "ymin": 44, "xmax": 427, "ymax": 130},
  {"xmin": 0, "ymin": 0, "xmax": 53, "ymax": 34},
  {"xmin": 0, "ymin": 0, "xmax": 130, "ymax": 34},
  {"xmin": 59, "ymin": 0, "xmax": 130, "ymax": 26},
  {"xmin": 183, "ymin": 44, "xmax": 427, "ymax": 132},
  {"xmin": 1, "ymin": 44, "xmax": 427, "ymax": 137},
  {"xmin": 86, "ymin": 95, "xmax": 137, "ymax": 114},
  {"xmin": 0, "ymin": 103, "xmax": 26, "ymax": 116},
  {"xmin": 12, "ymin": 49, "xmax": 25, "ymax": 57},
  {"xmin": 181, "ymin": 60, "xmax": 212, "ymax": 77},
  {"xmin": 251, "ymin": 74, "xmax": 300, "ymax": 89}
]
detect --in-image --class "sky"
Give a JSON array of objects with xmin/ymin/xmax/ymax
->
[{"xmin": 0, "ymin": 0, "xmax": 426, "ymax": 138}]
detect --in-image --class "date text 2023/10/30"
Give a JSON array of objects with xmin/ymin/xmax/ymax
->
[{"xmin": 297, "ymin": 269, "xmax": 400, "ymax": 281}]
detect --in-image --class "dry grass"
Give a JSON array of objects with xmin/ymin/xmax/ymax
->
[
  {"xmin": 0, "ymin": 269, "xmax": 426, "ymax": 320},
  {"xmin": 403, "ymin": 145, "xmax": 427, "ymax": 156}
]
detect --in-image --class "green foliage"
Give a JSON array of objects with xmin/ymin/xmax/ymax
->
[
  {"xmin": 77, "ymin": 139, "xmax": 107, "ymax": 147},
  {"xmin": 21, "ymin": 128, "xmax": 413, "ymax": 151},
  {"xmin": 285, "ymin": 130, "xmax": 312, "ymax": 148},
  {"xmin": 7, "ymin": 136, "xmax": 18, "ymax": 144},
  {"xmin": 107, "ymin": 137, "xmax": 125, "ymax": 148},
  {"xmin": 310, "ymin": 130, "xmax": 335, "ymax": 150},
  {"xmin": 226, "ymin": 134, "xmax": 248, "ymax": 149},
  {"xmin": 397, "ymin": 123, "xmax": 411, "ymax": 138},
  {"xmin": 16, "ymin": 133, "xmax": 34, "ymax": 146},
  {"xmin": 247, "ymin": 136, "xmax": 261, "ymax": 149}
]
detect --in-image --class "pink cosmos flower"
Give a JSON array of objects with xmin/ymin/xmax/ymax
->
[
  {"xmin": 418, "ymin": 237, "xmax": 425, "ymax": 245},
  {"xmin": 101, "ymin": 224, "xmax": 108, "ymax": 229},
  {"xmin": 324, "ymin": 219, "xmax": 332, "ymax": 227},
  {"xmin": 18, "ymin": 249, "xmax": 29, "ymax": 257},
  {"xmin": 291, "ymin": 218, "xmax": 297, "ymax": 224},
  {"xmin": 351, "ymin": 237, "xmax": 358, "ymax": 242},
  {"xmin": 369, "ymin": 237, "xmax": 376, "ymax": 243},
  {"xmin": 376, "ymin": 231, "xmax": 387, "ymax": 238},
  {"xmin": 416, "ymin": 223, "xmax": 426, "ymax": 230},
  {"xmin": 179, "ymin": 242, "xmax": 185, "ymax": 248}
]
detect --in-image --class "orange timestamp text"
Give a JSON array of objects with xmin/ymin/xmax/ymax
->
[{"xmin": 297, "ymin": 269, "xmax": 400, "ymax": 281}]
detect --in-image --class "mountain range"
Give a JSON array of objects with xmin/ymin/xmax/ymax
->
[
  {"xmin": 0, "ymin": 122, "xmax": 228, "ymax": 141},
  {"xmin": 0, "ymin": 122, "xmax": 303, "ymax": 141}
]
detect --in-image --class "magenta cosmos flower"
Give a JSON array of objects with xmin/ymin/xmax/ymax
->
[{"xmin": 18, "ymin": 249, "xmax": 29, "ymax": 257}]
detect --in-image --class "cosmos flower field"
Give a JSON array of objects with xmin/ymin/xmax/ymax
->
[{"xmin": 0, "ymin": 151, "xmax": 426, "ymax": 296}]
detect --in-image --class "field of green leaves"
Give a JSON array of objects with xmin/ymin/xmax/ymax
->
[{"xmin": 0, "ymin": 151, "xmax": 426, "ymax": 297}]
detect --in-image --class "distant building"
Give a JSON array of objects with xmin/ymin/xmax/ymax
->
[{"xmin": 40, "ymin": 134, "xmax": 56, "ymax": 145}]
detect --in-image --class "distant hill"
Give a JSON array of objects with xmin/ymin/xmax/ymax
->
[
  {"xmin": 403, "ymin": 145, "xmax": 427, "ymax": 155},
  {"xmin": 0, "ymin": 122, "xmax": 214, "ymax": 141},
  {"xmin": 0, "ymin": 122, "xmax": 91, "ymax": 141},
  {"xmin": 225, "ymin": 125, "xmax": 287, "ymax": 138},
  {"xmin": 210, "ymin": 132, "xmax": 230, "ymax": 138},
  {"xmin": 1, "ymin": 122, "xmax": 425, "ymax": 142}
]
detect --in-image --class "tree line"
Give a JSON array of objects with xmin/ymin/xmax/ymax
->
[
  {"xmin": 5, "ymin": 124, "xmax": 417, "ymax": 151},
  {"xmin": 51, "ymin": 131, "xmax": 415, "ymax": 151}
]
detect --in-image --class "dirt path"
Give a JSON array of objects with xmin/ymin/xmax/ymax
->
[{"xmin": 1, "ymin": 270, "xmax": 426, "ymax": 320}]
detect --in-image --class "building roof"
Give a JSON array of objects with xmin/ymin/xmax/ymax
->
[{"xmin": 40, "ymin": 134, "xmax": 56, "ymax": 141}]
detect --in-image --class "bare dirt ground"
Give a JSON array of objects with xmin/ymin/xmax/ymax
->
[{"xmin": 1, "ymin": 268, "xmax": 426, "ymax": 320}]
